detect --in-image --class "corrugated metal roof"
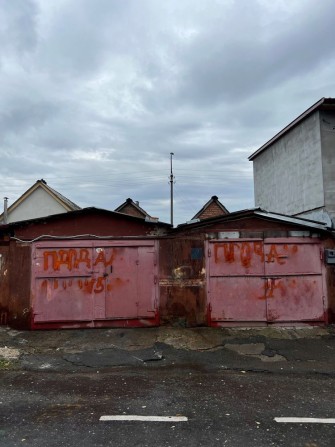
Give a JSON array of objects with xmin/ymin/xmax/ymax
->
[
  {"xmin": 176, "ymin": 207, "xmax": 330, "ymax": 231},
  {"xmin": 0, "ymin": 206, "xmax": 171, "ymax": 230},
  {"xmin": 254, "ymin": 210, "xmax": 328, "ymax": 231}
]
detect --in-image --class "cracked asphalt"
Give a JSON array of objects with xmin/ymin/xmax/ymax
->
[
  {"xmin": 1, "ymin": 326, "xmax": 335, "ymax": 447},
  {"xmin": 1, "ymin": 325, "xmax": 335, "ymax": 375}
]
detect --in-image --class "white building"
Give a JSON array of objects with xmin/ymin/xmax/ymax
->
[
  {"xmin": 249, "ymin": 98, "xmax": 335, "ymax": 228},
  {"xmin": 0, "ymin": 179, "xmax": 81, "ymax": 224}
]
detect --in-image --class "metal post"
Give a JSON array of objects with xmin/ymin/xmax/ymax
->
[
  {"xmin": 170, "ymin": 152, "xmax": 174, "ymax": 226},
  {"xmin": 3, "ymin": 197, "xmax": 8, "ymax": 224}
]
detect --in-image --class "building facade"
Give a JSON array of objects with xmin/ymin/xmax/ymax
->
[
  {"xmin": 249, "ymin": 98, "xmax": 335, "ymax": 228},
  {"xmin": 0, "ymin": 179, "xmax": 81, "ymax": 224}
]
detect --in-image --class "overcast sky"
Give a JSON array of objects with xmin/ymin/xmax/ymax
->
[{"xmin": 1, "ymin": 0, "xmax": 335, "ymax": 225}]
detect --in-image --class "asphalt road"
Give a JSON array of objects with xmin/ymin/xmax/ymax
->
[
  {"xmin": 1, "ymin": 365, "xmax": 335, "ymax": 447},
  {"xmin": 1, "ymin": 326, "xmax": 335, "ymax": 446}
]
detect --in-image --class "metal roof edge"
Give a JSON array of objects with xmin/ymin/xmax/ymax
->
[
  {"xmin": 0, "ymin": 207, "xmax": 172, "ymax": 229},
  {"xmin": 176, "ymin": 207, "xmax": 261, "ymax": 229},
  {"xmin": 254, "ymin": 211, "xmax": 329, "ymax": 231},
  {"xmin": 175, "ymin": 207, "xmax": 330, "ymax": 232},
  {"xmin": 248, "ymin": 97, "xmax": 327, "ymax": 161}
]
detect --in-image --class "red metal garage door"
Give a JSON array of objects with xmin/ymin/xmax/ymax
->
[
  {"xmin": 31, "ymin": 240, "xmax": 158, "ymax": 328},
  {"xmin": 207, "ymin": 238, "xmax": 325, "ymax": 325}
]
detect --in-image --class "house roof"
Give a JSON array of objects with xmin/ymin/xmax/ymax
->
[
  {"xmin": 249, "ymin": 97, "xmax": 335, "ymax": 161},
  {"xmin": 40, "ymin": 180, "xmax": 81, "ymax": 211},
  {"xmin": 0, "ymin": 179, "xmax": 81, "ymax": 221},
  {"xmin": 192, "ymin": 195, "xmax": 229, "ymax": 220},
  {"xmin": 114, "ymin": 198, "xmax": 152, "ymax": 219},
  {"xmin": 177, "ymin": 207, "xmax": 330, "ymax": 231},
  {"xmin": 0, "ymin": 206, "xmax": 171, "ymax": 232}
]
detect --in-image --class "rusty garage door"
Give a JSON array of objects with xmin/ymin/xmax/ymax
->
[
  {"xmin": 31, "ymin": 240, "xmax": 158, "ymax": 328},
  {"xmin": 207, "ymin": 238, "xmax": 326, "ymax": 325}
]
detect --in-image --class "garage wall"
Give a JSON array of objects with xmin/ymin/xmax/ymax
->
[
  {"xmin": 0, "ymin": 242, "xmax": 10, "ymax": 325},
  {"xmin": 0, "ymin": 241, "xmax": 31, "ymax": 328}
]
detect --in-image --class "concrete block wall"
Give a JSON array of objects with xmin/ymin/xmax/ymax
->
[{"xmin": 253, "ymin": 111, "xmax": 324, "ymax": 216}]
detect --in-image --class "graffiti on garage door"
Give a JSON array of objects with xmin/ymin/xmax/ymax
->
[
  {"xmin": 207, "ymin": 238, "xmax": 325, "ymax": 325},
  {"xmin": 31, "ymin": 240, "xmax": 158, "ymax": 327}
]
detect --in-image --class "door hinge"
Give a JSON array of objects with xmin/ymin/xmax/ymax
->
[{"xmin": 208, "ymin": 248, "xmax": 211, "ymax": 257}]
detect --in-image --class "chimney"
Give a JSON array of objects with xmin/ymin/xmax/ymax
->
[{"xmin": 3, "ymin": 197, "xmax": 8, "ymax": 224}]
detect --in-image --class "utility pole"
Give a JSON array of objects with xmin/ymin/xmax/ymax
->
[
  {"xmin": 169, "ymin": 152, "xmax": 174, "ymax": 226},
  {"xmin": 3, "ymin": 197, "xmax": 8, "ymax": 224}
]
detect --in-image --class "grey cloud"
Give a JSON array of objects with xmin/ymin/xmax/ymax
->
[
  {"xmin": 0, "ymin": 0, "xmax": 38, "ymax": 61},
  {"xmin": 0, "ymin": 99, "xmax": 60, "ymax": 138},
  {"xmin": 177, "ymin": 0, "xmax": 335, "ymax": 106},
  {"xmin": 1, "ymin": 0, "xmax": 335, "ymax": 224}
]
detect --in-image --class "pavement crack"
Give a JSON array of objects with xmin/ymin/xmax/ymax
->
[
  {"xmin": 195, "ymin": 344, "xmax": 225, "ymax": 352},
  {"xmin": 62, "ymin": 356, "xmax": 94, "ymax": 369}
]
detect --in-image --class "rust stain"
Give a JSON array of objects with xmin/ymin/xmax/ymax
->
[
  {"xmin": 106, "ymin": 277, "xmax": 124, "ymax": 291},
  {"xmin": 265, "ymin": 279, "xmax": 285, "ymax": 298},
  {"xmin": 115, "ymin": 278, "xmax": 124, "ymax": 285},
  {"xmin": 291, "ymin": 245, "xmax": 298, "ymax": 254},
  {"xmin": 173, "ymin": 266, "xmax": 193, "ymax": 279},
  {"xmin": 257, "ymin": 281, "xmax": 267, "ymax": 300},
  {"xmin": 0, "ymin": 308, "xmax": 8, "ymax": 325},
  {"xmin": 159, "ymin": 279, "xmax": 204, "ymax": 287},
  {"xmin": 84, "ymin": 279, "xmax": 95, "ymax": 294},
  {"xmin": 253, "ymin": 241, "xmax": 264, "ymax": 262},
  {"xmin": 267, "ymin": 310, "xmax": 279, "ymax": 321},
  {"xmin": 288, "ymin": 278, "xmax": 297, "ymax": 288},
  {"xmin": 223, "ymin": 243, "xmax": 236, "ymax": 263}
]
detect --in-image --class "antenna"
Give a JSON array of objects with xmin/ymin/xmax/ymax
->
[{"xmin": 170, "ymin": 152, "xmax": 175, "ymax": 226}]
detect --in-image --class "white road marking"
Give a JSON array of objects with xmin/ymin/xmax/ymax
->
[
  {"xmin": 100, "ymin": 415, "xmax": 188, "ymax": 422},
  {"xmin": 275, "ymin": 417, "xmax": 335, "ymax": 424}
]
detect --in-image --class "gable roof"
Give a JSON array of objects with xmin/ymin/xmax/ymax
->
[
  {"xmin": 0, "ymin": 179, "xmax": 81, "ymax": 222},
  {"xmin": 192, "ymin": 196, "xmax": 229, "ymax": 220},
  {"xmin": 39, "ymin": 180, "xmax": 81, "ymax": 211},
  {"xmin": 249, "ymin": 97, "xmax": 335, "ymax": 161},
  {"xmin": 177, "ymin": 207, "xmax": 330, "ymax": 232},
  {"xmin": 114, "ymin": 198, "xmax": 152, "ymax": 219}
]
